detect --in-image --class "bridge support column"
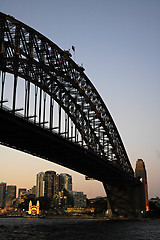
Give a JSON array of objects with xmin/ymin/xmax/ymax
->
[{"xmin": 0, "ymin": 71, "xmax": 6, "ymax": 107}]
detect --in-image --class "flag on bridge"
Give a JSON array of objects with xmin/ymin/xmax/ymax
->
[{"xmin": 72, "ymin": 46, "xmax": 75, "ymax": 52}]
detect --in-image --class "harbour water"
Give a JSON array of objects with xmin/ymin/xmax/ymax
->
[{"xmin": 0, "ymin": 217, "xmax": 160, "ymax": 240}]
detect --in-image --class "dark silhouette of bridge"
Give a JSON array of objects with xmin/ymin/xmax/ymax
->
[{"xmin": 0, "ymin": 13, "xmax": 146, "ymax": 216}]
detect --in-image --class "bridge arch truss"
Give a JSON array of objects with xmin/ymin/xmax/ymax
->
[{"xmin": 0, "ymin": 12, "xmax": 133, "ymax": 177}]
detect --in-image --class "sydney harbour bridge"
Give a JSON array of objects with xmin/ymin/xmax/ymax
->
[{"xmin": 0, "ymin": 12, "xmax": 147, "ymax": 216}]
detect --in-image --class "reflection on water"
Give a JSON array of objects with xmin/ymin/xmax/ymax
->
[{"xmin": 0, "ymin": 218, "xmax": 160, "ymax": 240}]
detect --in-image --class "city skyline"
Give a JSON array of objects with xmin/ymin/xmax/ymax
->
[
  {"xmin": 0, "ymin": 169, "xmax": 88, "ymax": 213},
  {"xmin": 0, "ymin": 169, "xmax": 87, "ymax": 208},
  {"xmin": 0, "ymin": 159, "xmax": 105, "ymax": 199},
  {"xmin": 0, "ymin": 1, "xmax": 160, "ymax": 199}
]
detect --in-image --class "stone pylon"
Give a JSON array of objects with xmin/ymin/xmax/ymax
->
[
  {"xmin": 103, "ymin": 159, "xmax": 149, "ymax": 217},
  {"xmin": 135, "ymin": 159, "xmax": 149, "ymax": 213}
]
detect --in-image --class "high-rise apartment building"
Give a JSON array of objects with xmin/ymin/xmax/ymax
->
[
  {"xmin": 44, "ymin": 171, "xmax": 59, "ymax": 198},
  {"xmin": 36, "ymin": 172, "xmax": 45, "ymax": 197},
  {"xmin": 0, "ymin": 182, "xmax": 7, "ymax": 209},
  {"xmin": 60, "ymin": 173, "xmax": 72, "ymax": 191},
  {"xmin": 68, "ymin": 191, "xmax": 87, "ymax": 208},
  {"xmin": 6, "ymin": 185, "xmax": 16, "ymax": 203}
]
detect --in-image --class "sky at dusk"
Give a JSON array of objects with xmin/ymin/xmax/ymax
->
[{"xmin": 0, "ymin": 0, "xmax": 160, "ymax": 199}]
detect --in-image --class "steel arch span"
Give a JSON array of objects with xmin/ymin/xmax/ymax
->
[{"xmin": 0, "ymin": 13, "xmax": 142, "ymax": 216}]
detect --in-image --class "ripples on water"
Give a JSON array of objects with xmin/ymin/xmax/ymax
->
[{"xmin": 0, "ymin": 218, "xmax": 160, "ymax": 240}]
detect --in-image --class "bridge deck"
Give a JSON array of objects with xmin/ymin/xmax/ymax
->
[{"xmin": 0, "ymin": 108, "xmax": 138, "ymax": 188}]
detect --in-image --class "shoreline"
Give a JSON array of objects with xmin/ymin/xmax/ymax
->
[{"xmin": 0, "ymin": 215, "xmax": 160, "ymax": 221}]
